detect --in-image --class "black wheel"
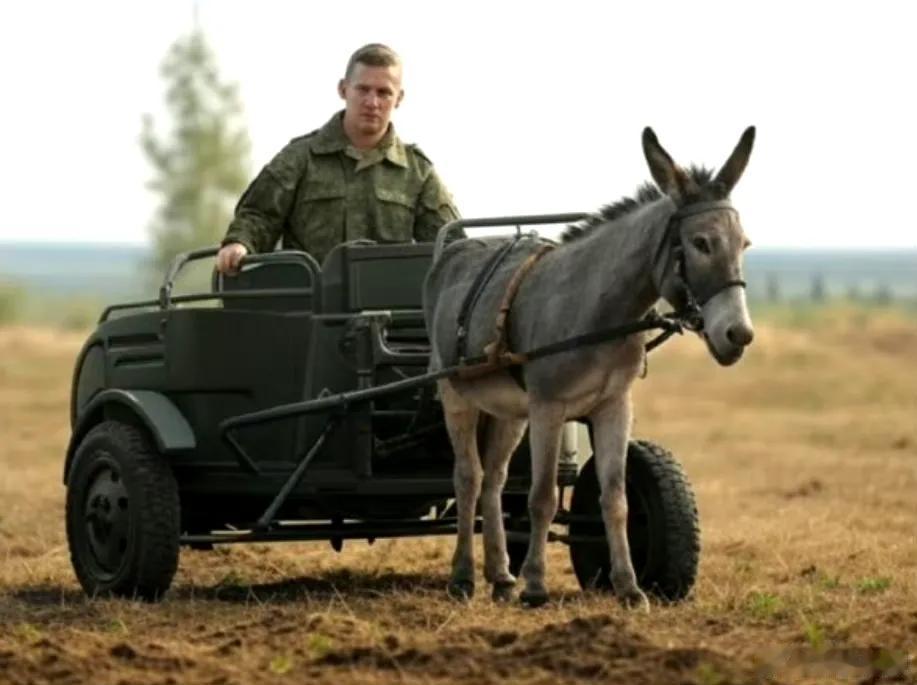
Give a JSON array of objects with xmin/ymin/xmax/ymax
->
[
  {"xmin": 568, "ymin": 440, "xmax": 699, "ymax": 602},
  {"xmin": 66, "ymin": 420, "xmax": 180, "ymax": 601}
]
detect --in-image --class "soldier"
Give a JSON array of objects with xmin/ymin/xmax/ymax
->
[{"xmin": 216, "ymin": 43, "xmax": 459, "ymax": 274}]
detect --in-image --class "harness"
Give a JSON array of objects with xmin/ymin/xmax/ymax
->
[{"xmin": 452, "ymin": 199, "xmax": 746, "ymax": 380}]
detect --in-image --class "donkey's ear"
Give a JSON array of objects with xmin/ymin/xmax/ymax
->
[
  {"xmin": 714, "ymin": 126, "xmax": 756, "ymax": 195},
  {"xmin": 642, "ymin": 127, "xmax": 697, "ymax": 204}
]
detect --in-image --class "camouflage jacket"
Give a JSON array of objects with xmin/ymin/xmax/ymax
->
[{"xmin": 223, "ymin": 112, "xmax": 460, "ymax": 264}]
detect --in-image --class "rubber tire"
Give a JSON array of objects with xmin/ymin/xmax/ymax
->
[
  {"xmin": 66, "ymin": 420, "xmax": 180, "ymax": 601},
  {"xmin": 568, "ymin": 440, "xmax": 699, "ymax": 602}
]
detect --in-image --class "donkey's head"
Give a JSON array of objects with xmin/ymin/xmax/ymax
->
[{"xmin": 643, "ymin": 127, "xmax": 756, "ymax": 366}]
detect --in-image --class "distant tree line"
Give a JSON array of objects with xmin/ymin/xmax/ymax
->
[{"xmin": 758, "ymin": 272, "xmax": 905, "ymax": 305}]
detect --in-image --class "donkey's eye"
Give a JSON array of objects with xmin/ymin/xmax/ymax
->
[{"xmin": 692, "ymin": 236, "xmax": 711, "ymax": 254}]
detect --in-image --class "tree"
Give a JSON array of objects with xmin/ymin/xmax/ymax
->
[
  {"xmin": 809, "ymin": 273, "xmax": 826, "ymax": 303},
  {"xmin": 872, "ymin": 282, "xmax": 893, "ymax": 306},
  {"xmin": 765, "ymin": 273, "xmax": 781, "ymax": 303},
  {"xmin": 141, "ymin": 30, "xmax": 251, "ymax": 274}
]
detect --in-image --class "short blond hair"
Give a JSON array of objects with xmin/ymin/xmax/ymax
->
[{"xmin": 344, "ymin": 43, "xmax": 401, "ymax": 80}]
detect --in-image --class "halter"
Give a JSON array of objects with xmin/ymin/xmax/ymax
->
[{"xmin": 656, "ymin": 199, "xmax": 747, "ymax": 331}]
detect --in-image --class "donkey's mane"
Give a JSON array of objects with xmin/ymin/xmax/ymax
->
[{"xmin": 561, "ymin": 165, "xmax": 718, "ymax": 243}]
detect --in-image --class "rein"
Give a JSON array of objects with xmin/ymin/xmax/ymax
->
[
  {"xmin": 450, "ymin": 200, "xmax": 744, "ymax": 380},
  {"xmin": 454, "ymin": 310, "xmax": 689, "ymax": 380}
]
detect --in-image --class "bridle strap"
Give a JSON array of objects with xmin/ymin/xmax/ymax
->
[
  {"xmin": 671, "ymin": 199, "xmax": 738, "ymax": 221},
  {"xmin": 657, "ymin": 199, "xmax": 746, "ymax": 319}
]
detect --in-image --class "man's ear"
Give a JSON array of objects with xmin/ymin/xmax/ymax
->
[
  {"xmin": 337, "ymin": 79, "xmax": 347, "ymax": 100},
  {"xmin": 395, "ymin": 89, "xmax": 405, "ymax": 109}
]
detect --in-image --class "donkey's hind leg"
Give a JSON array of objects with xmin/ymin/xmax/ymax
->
[
  {"xmin": 439, "ymin": 380, "xmax": 482, "ymax": 600},
  {"xmin": 590, "ymin": 394, "xmax": 650, "ymax": 611},
  {"xmin": 480, "ymin": 416, "xmax": 528, "ymax": 602}
]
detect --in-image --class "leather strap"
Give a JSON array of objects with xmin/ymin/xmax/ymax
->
[
  {"xmin": 455, "ymin": 236, "xmax": 521, "ymax": 362},
  {"xmin": 455, "ymin": 243, "xmax": 555, "ymax": 379}
]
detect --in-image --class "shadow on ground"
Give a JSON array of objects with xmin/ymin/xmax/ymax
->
[
  {"xmin": 8, "ymin": 568, "xmax": 449, "ymax": 609},
  {"xmin": 176, "ymin": 568, "xmax": 449, "ymax": 603}
]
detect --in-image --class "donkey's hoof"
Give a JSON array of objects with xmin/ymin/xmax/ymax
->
[
  {"xmin": 447, "ymin": 579, "xmax": 475, "ymax": 602},
  {"xmin": 618, "ymin": 587, "xmax": 650, "ymax": 612},
  {"xmin": 519, "ymin": 589, "xmax": 549, "ymax": 608},
  {"xmin": 491, "ymin": 580, "xmax": 516, "ymax": 603}
]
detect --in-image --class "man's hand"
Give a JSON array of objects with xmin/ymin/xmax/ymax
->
[{"xmin": 216, "ymin": 243, "xmax": 249, "ymax": 274}]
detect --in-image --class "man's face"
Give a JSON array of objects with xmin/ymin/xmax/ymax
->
[{"xmin": 339, "ymin": 63, "xmax": 404, "ymax": 139}]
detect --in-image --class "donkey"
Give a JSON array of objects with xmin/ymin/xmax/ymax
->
[{"xmin": 422, "ymin": 127, "xmax": 755, "ymax": 608}]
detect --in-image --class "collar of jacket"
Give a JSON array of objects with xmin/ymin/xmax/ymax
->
[{"xmin": 311, "ymin": 111, "xmax": 408, "ymax": 168}]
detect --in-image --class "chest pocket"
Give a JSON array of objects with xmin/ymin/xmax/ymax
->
[
  {"xmin": 298, "ymin": 183, "xmax": 346, "ymax": 220},
  {"xmin": 300, "ymin": 183, "xmax": 346, "ymax": 204},
  {"xmin": 294, "ymin": 183, "xmax": 346, "ymax": 255},
  {"xmin": 373, "ymin": 187, "xmax": 417, "ymax": 243}
]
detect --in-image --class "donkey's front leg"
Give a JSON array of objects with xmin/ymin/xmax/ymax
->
[
  {"xmin": 590, "ymin": 394, "xmax": 649, "ymax": 611},
  {"xmin": 480, "ymin": 417, "xmax": 528, "ymax": 602},
  {"xmin": 519, "ymin": 402, "xmax": 565, "ymax": 607},
  {"xmin": 440, "ymin": 381, "xmax": 482, "ymax": 600}
]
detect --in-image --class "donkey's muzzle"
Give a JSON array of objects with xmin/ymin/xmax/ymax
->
[{"xmin": 726, "ymin": 322, "xmax": 754, "ymax": 347}]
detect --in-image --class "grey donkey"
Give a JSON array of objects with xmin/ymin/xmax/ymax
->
[{"xmin": 422, "ymin": 127, "xmax": 756, "ymax": 609}]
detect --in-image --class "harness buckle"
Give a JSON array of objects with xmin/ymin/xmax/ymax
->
[{"xmin": 681, "ymin": 306, "xmax": 705, "ymax": 332}]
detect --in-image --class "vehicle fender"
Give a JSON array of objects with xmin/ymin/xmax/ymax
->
[{"xmin": 63, "ymin": 389, "xmax": 196, "ymax": 484}]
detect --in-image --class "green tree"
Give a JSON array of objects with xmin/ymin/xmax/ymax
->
[
  {"xmin": 765, "ymin": 273, "xmax": 781, "ymax": 303},
  {"xmin": 810, "ymin": 273, "xmax": 826, "ymax": 303},
  {"xmin": 141, "ymin": 30, "xmax": 251, "ymax": 274}
]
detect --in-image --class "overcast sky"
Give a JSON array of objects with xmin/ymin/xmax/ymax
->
[{"xmin": 1, "ymin": 1, "xmax": 914, "ymax": 247}]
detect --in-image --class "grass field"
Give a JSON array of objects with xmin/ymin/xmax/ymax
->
[{"xmin": 1, "ymin": 311, "xmax": 915, "ymax": 684}]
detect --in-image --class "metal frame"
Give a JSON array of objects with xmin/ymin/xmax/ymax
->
[
  {"xmin": 99, "ymin": 247, "xmax": 324, "ymax": 323},
  {"xmin": 178, "ymin": 512, "xmax": 601, "ymax": 547}
]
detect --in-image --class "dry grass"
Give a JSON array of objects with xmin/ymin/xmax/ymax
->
[{"xmin": 1, "ymin": 313, "xmax": 916, "ymax": 685}]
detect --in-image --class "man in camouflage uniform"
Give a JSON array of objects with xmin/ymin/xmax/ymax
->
[{"xmin": 216, "ymin": 43, "xmax": 459, "ymax": 273}]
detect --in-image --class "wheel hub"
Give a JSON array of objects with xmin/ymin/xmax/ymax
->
[{"xmin": 84, "ymin": 466, "xmax": 130, "ymax": 573}]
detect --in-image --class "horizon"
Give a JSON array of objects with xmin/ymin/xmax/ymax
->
[
  {"xmin": 2, "ymin": 239, "xmax": 917, "ymax": 254},
  {"xmin": 3, "ymin": 242, "xmax": 915, "ymax": 304},
  {"xmin": 2, "ymin": 238, "xmax": 917, "ymax": 256}
]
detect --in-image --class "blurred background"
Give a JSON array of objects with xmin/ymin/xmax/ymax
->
[{"xmin": 0, "ymin": 0, "xmax": 915, "ymax": 328}]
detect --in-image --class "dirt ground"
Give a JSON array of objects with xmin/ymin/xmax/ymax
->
[{"xmin": 1, "ymin": 312, "xmax": 916, "ymax": 685}]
